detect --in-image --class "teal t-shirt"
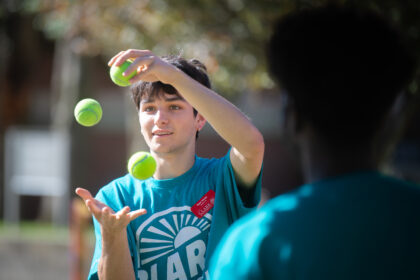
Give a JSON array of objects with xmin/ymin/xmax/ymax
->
[
  {"xmin": 210, "ymin": 171, "xmax": 420, "ymax": 279},
  {"xmin": 88, "ymin": 154, "xmax": 261, "ymax": 280}
]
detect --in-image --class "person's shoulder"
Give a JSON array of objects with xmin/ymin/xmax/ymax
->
[
  {"xmin": 196, "ymin": 155, "xmax": 225, "ymax": 165},
  {"xmin": 223, "ymin": 190, "xmax": 314, "ymax": 252},
  {"xmin": 377, "ymin": 172, "xmax": 420, "ymax": 195},
  {"xmin": 379, "ymin": 172, "xmax": 420, "ymax": 186},
  {"xmin": 194, "ymin": 154, "xmax": 228, "ymax": 171},
  {"xmin": 237, "ymin": 188, "xmax": 309, "ymax": 230},
  {"xmin": 230, "ymin": 199, "xmax": 280, "ymax": 234}
]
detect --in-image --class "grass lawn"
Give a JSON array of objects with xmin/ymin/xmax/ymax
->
[{"xmin": 0, "ymin": 220, "xmax": 94, "ymax": 245}]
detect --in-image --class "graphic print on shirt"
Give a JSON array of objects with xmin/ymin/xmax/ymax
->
[{"xmin": 136, "ymin": 206, "xmax": 212, "ymax": 280}]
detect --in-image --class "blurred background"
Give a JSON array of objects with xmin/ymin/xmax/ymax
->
[{"xmin": 0, "ymin": 0, "xmax": 419, "ymax": 279}]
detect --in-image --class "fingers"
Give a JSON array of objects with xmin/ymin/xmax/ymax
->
[
  {"xmin": 123, "ymin": 55, "xmax": 155, "ymax": 77},
  {"xmin": 115, "ymin": 206, "xmax": 131, "ymax": 219},
  {"xmin": 128, "ymin": 208, "xmax": 148, "ymax": 220},
  {"xmin": 109, "ymin": 49, "xmax": 153, "ymax": 67},
  {"xmin": 74, "ymin": 187, "xmax": 147, "ymax": 226},
  {"xmin": 75, "ymin": 187, "xmax": 94, "ymax": 201},
  {"xmin": 107, "ymin": 51, "xmax": 124, "ymax": 66},
  {"xmin": 75, "ymin": 188, "xmax": 109, "ymax": 216},
  {"xmin": 85, "ymin": 199, "xmax": 105, "ymax": 215},
  {"xmin": 115, "ymin": 207, "xmax": 147, "ymax": 221}
]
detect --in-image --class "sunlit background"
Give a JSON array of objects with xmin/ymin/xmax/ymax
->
[{"xmin": 0, "ymin": 0, "xmax": 419, "ymax": 279}]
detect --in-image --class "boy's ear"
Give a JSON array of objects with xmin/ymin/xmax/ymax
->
[{"xmin": 195, "ymin": 113, "xmax": 207, "ymax": 131}]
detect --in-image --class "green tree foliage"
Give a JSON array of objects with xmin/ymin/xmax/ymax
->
[{"xmin": 16, "ymin": 0, "xmax": 420, "ymax": 98}]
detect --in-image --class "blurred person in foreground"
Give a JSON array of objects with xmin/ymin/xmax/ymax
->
[
  {"xmin": 75, "ymin": 50, "xmax": 264, "ymax": 280},
  {"xmin": 210, "ymin": 4, "xmax": 420, "ymax": 279}
]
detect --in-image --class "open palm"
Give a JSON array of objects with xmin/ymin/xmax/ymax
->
[{"xmin": 75, "ymin": 188, "xmax": 147, "ymax": 234}]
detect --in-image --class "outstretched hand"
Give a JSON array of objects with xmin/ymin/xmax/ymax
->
[
  {"xmin": 108, "ymin": 49, "xmax": 178, "ymax": 85},
  {"xmin": 75, "ymin": 188, "xmax": 147, "ymax": 235}
]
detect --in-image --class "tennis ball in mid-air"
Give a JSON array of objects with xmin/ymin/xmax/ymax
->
[
  {"xmin": 127, "ymin": 151, "xmax": 156, "ymax": 180},
  {"xmin": 109, "ymin": 60, "xmax": 136, "ymax": 87},
  {"xmin": 74, "ymin": 98, "xmax": 102, "ymax": 127}
]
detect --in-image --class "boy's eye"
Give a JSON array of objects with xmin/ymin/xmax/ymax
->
[
  {"xmin": 144, "ymin": 106, "xmax": 155, "ymax": 112},
  {"xmin": 170, "ymin": 105, "xmax": 181, "ymax": 110}
]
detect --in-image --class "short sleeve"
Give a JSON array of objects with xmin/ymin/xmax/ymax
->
[
  {"xmin": 216, "ymin": 152, "xmax": 262, "ymax": 222},
  {"xmin": 205, "ymin": 152, "xmax": 262, "ymax": 265}
]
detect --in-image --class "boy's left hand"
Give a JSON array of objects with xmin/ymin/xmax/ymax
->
[{"xmin": 108, "ymin": 49, "xmax": 177, "ymax": 85}]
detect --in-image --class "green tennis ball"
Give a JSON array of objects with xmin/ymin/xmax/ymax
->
[
  {"xmin": 127, "ymin": 152, "xmax": 156, "ymax": 180},
  {"xmin": 109, "ymin": 60, "xmax": 136, "ymax": 87},
  {"xmin": 74, "ymin": 98, "xmax": 103, "ymax": 127}
]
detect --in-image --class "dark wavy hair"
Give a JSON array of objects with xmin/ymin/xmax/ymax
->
[
  {"xmin": 130, "ymin": 55, "xmax": 211, "ymax": 116},
  {"xmin": 130, "ymin": 55, "xmax": 211, "ymax": 139}
]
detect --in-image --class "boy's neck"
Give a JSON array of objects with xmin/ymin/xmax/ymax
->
[{"xmin": 151, "ymin": 150, "xmax": 196, "ymax": 180}]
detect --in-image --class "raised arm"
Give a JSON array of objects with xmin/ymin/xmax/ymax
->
[
  {"xmin": 109, "ymin": 50, "xmax": 264, "ymax": 187},
  {"xmin": 75, "ymin": 188, "xmax": 147, "ymax": 280}
]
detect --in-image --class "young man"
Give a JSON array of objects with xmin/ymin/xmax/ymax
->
[
  {"xmin": 76, "ymin": 51, "xmax": 264, "ymax": 280},
  {"xmin": 210, "ymin": 5, "xmax": 420, "ymax": 279}
]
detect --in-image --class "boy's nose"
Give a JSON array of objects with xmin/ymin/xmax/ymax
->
[{"xmin": 154, "ymin": 110, "xmax": 169, "ymax": 126}]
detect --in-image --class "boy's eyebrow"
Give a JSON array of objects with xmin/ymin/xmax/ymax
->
[
  {"xmin": 141, "ymin": 95, "xmax": 186, "ymax": 104},
  {"xmin": 165, "ymin": 96, "xmax": 186, "ymax": 102}
]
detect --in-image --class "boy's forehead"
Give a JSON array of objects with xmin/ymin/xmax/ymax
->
[{"xmin": 140, "ymin": 92, "xmax": 186, "ymax": 104}]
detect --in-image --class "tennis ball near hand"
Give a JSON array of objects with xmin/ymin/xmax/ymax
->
[
  {"xmin": 109, "ymin": 60, "xmax": 136, "ymax": 87},
  {"xmin": 127, "ymin": 152, "xmax": 156, "ymax": 180},
  {"xmin": 74, "ymin": 98, "xmax": 103, "ymax": 127}
]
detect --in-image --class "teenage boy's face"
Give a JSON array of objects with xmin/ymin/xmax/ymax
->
[{"xmin": 139, "ymin": 91, "xmax": 205, "ymax": 155}]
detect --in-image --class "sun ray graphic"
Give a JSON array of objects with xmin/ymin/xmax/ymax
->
[
  {"xmin": 140, "ymin": 238, "xmax": 173, "ymax": 244},
  {"xmin": 185, "ymin": 214, "xmax": 192, "ymax": 225},
  {"xmin": 137, "ymin": 206, "xmax": 213, "ymax": 268},
  {"xmin": 159, "ymin": 218, "xmax": 176, "ymax": 236},
  {"xmin": 173, "ymin": 214, "xmax": 179, "ymax": 231},
  {"xmin": 147, "ymin": 226, "xmax": 174, "ymax": 240},
  {"xmin": 142, "ymin": 249, "xmax": 175, "ymax": 265},
  {"xmin": 180, "ymin": 214, "xmax": 185, "ymax": 227},
  {"xmin": 196, "ymin": 219, "xmax": 205, "ymax": 228},
  {"xmin": 199, "ymin": 221, "xmax": 209, "ymax": 230},
  {"xmin": 140, "ymin": 245, "xmax": 173, "ymax": 253}
]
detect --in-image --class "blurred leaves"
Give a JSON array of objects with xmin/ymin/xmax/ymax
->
[{"xmin": 10, "ymin": 0, "xmax": 420, "ymax": 98}]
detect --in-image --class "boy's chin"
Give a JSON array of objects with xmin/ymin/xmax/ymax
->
[{"xmin": 149, "ymin": 145, "xmax": 173, "ymax": 155}]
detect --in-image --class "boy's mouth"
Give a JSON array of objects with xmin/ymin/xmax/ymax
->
[{"xmin": 152, "ymin": 130, "xmax": 173, "ymax": 137}]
